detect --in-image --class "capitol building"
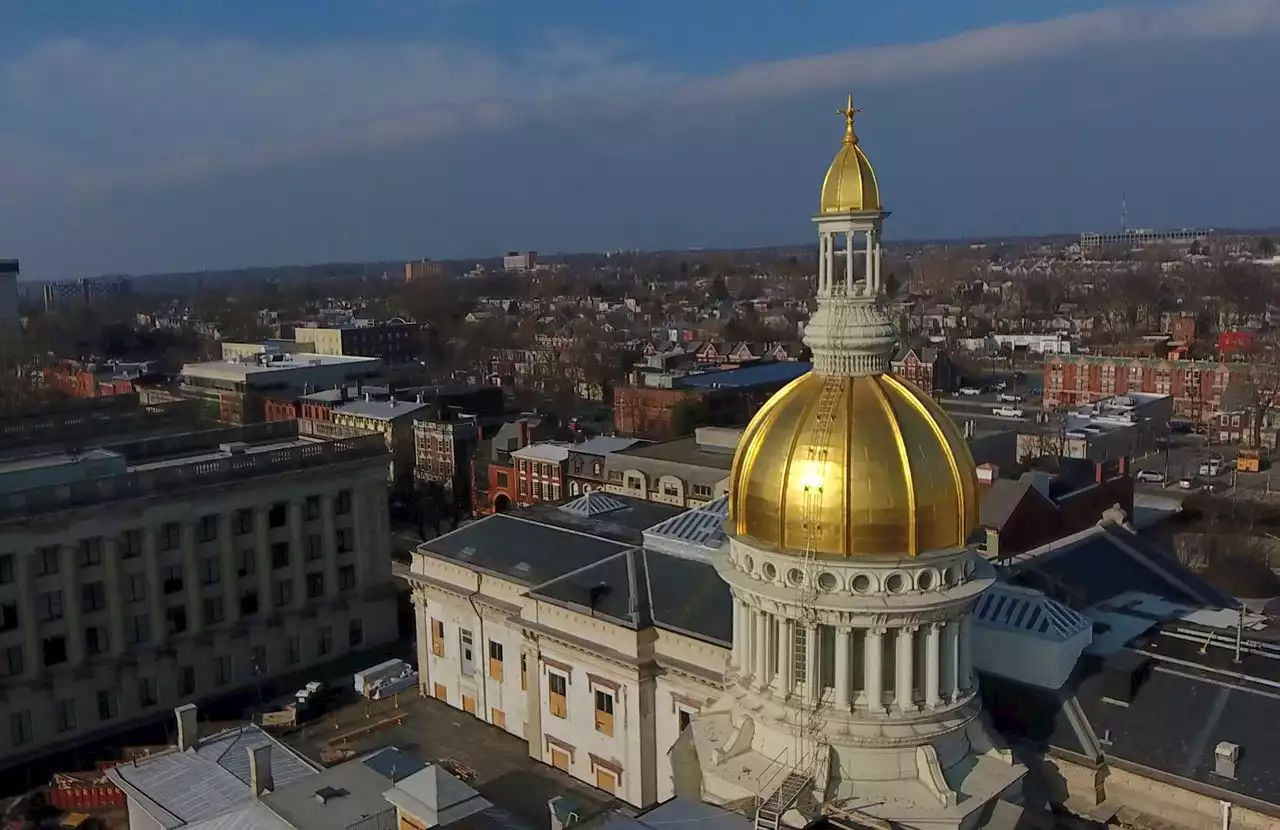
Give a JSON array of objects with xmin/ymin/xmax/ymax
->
[{"xmin": 403, "ymin": 100, "xmax": 1280, "ymax": 830}]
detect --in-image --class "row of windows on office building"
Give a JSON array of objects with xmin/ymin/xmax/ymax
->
[{"xmin": 5, "ymin": 618, "xmax": 366, "ymax": 749}]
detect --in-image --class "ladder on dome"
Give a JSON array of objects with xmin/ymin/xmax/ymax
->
[{"xmin": 754, "ymin": 362, "xmax": 845, "ymax": 830}]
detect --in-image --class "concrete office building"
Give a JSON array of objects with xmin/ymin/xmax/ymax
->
[
  {"xmin": 294, "ymin": 320, "xmax": 420, "ymax": 365},
  {"xmin": 0, "ymin": 420, "xmax": 398, "ymax": 773},
  {"xmin": 0, "ymin": 260, "xmax": 18, "ymax": 334}
]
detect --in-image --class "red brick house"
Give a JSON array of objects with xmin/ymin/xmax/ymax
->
[
  {"xmin": 1042, "ymin": 355, "xmax": 1234, "ymax": 424},
  {"xmin": 891, "ymin": 346, "xmax": 954, "ymax": 396}
]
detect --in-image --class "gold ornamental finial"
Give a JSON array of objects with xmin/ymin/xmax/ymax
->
[{"xmin": 837, "ymin": 94, "xmax": 862, "ymax": 145}]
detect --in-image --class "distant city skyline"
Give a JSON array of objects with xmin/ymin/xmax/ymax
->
[{"xmin": 1, "ymin": 0, "xmax": 1277, "ymax": 279}]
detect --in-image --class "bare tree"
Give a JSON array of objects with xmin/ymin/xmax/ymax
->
[{"xmin": 1240, "ymin": 361, "xmax": 1280, "ymax": 448}]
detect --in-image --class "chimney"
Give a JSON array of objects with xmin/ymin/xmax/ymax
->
[
  {"xmin": 517, "ymin": 418, "xmax": 531, "ymax": 448},
  {"xmin": 175, "ymin": 704, "xmax": 198, "ymax": 751},
  {"xmin": 249, "ymin": 744, "xmax": 274, "ymax": 797},
  {"xmin": 984, "ymin": 528, "xmax": 1000, "ymax": 560},
  {"xmin": 365, "ymin": 392, "xmax": 372, "ymax": 403},
  {"xmin": 1095, "ymin": 461, "xmax": 1105, "ymax": 484},
  {"xmin": 1119, "ymin": 455, "xmax": 1129, "ymax": 476},
  {"xmin": 1214, "ymin": 741, "xmax": 1239, "ymax": 779},
  {"xmin": 976, "ymin": 463, "xmax": 998, "ymax": 484}
]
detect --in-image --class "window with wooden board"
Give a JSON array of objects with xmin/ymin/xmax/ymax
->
[
  {"xmin": 594, "ymin": 689, "xmax": 614, "ymax": 736},
  {"xmin": 548, "ymin": 672, "xmax": 568, "ymax": 718},
  {"xmin": 491, "ymin": 708, "xmax": 506, "ymax": 729},
  {"xmin": 488, "ymin": 640, "xmax": 504, "ymax": 681},
  {"xmin": 430, "ymin": 619, "xmax": 445, "ymax": 657}
]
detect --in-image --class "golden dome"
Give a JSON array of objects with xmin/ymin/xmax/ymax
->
[
  {"xmin": 728, "ymin": 371, "xmax": 979, "ymax": 558},
  {"xmin": 819, "ymin": 96, "xmax": 880, "ymax": 214}
]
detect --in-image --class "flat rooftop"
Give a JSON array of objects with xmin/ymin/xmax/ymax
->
[
  {"xmin": 181, "ymin": 354, "xmax": 381, "ymax": 381},
  {"xmin": 675, "ymin": 361, "xmax": 810, "ymax": 390},
  {"xmin": 609, "ymin": 436, "xmax": 736, "ymax": 470}
]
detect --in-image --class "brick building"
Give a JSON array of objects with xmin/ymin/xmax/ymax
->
[
  {"xmin": 413, "ymin": 418, "xmax": 479, "ymax": 506},
  {"xmin": 1169, "ymin": 314, "xmax": 1197, "ymax": 343},
  {"xmin": 1043, "ymin": 354, "xmax": 1235, "ymax": 424},
  {"xmin": 890, "ymin": 346, "xmax": 953, "ymax": 395}
]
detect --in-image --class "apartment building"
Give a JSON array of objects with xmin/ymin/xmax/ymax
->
[
  {"xmin": 0, "ymin": 419, "xmax": 398, "ymax": 773},
  {"xmin": 413, "ymin": 418, "xmax": 479, "ymax": 504},
  {"xmin": 1042, "ymin": 354, "xmax": 1235, "ymax": 423},
  {"xmin": 294, "ymin": 321, "xmax": 420, "ymax": 365},
  {"xmin": 603, "ymin": 427, "xmax": 739, "ymax": 508}
]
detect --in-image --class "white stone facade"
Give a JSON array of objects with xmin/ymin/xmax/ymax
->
[{"xmin": 0, "ymin": 459, "xmax": 397, "ymax": 769}]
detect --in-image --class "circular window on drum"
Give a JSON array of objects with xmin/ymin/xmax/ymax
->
[
  {"xmin": 817, "ymin": 572, "xmax": 839, "ymax": 592},
  {"xmin": 851, "ymin": 573, "xmax": 873, "ymax": 594},
  {"xmin": 942, "ymin": 566, "xmax": 957, "ymax": 588},
  {"xmin": 761, "ymin": 562, "xmax": 778, "ymax": 581},
  {"xmin": 885, "ymin": 572, "xmax": 907, "ymax": 594},
  {"xmin": 916, "ymin": 570, "xmax": 936, "ymax": 591},
  {"xmin": 786, "ymin": 568, "xmax": 805, "ymax": 587},
  {"xmin": 742, "ymin": 555, "xmax": 755, "ymax": 575}
]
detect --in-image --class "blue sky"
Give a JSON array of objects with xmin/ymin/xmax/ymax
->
[{"xmin": 1, "ymin": 0, "xmax": 1277, "ymax": 278}]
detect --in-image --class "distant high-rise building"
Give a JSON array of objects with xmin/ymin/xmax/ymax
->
[
  {"xmin": 403, "ymin": 259, "xmax": 444, "ymax": 283},
  {"xmin": 502, "ymin": 251, "xmax": 537, "ymax": 272},
  {"xmin": 41, "ymin": 276, "xmax": 133, "ymax": 311},
  {"xmin": 0, "ymin": 260, "xmax": 18, "ymax": 334},
  {"xmin": 1079, "ymin": 227, "xmax": 1213, "ymax": 251}
]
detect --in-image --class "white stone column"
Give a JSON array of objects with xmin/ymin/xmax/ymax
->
[
  {"xmin": 804, "ymin": 624, "xmax": 820, "ymax": 702},
  {"xmin": 943, "ymin": 621, "xmax": 960, "ymax": 700},
  {"xmin": 774, "ymin": 617, "xmax": 794, "ymax": 697},
  {"xmin": 103, "ymin": 536, "xmax": 126, "ymax": 655},
  {"xmin": 874, "ymin": 241, "xmax": 883, "ymax": 294},
  {"xmin": 183, "ymin": 523, "xmax": 202, "ymax": 635},
  {"xmin": 844, "ymin": 232, "xmax": 854, "ymax": 293},
  {"xmin": 864, "ymin": 628, "xmax": 883, "ymax": 712},
  {"xmin": 834, "ymin": 627, "xmax": 851, "ymax": 711},
  {"xmin": 958, "ymin": 615, "xmax": 974, "ymax": 692},
  {"xmin": 896, "ymin": 626, "xmax": 916, "ymax": 712},
  {"xmin": 219, "ymin": 515, "xmax": 239, "ymax": 625},
  {"xmin": 730, "ymin": 601, "xmax": 744, "ymax": 672},
  {"xmin": 754, "ymin": 609, "xmax": 770, "ymax": 689},
  {"xmin": 824, "ymin": 235, "xmax": 835, "ymax": 295},
  {"xmin": 865, "ymin": 231, "xmax": 875, "ymax": 295},
  {"xmin": 925, "ymin": 623, "xmax": 942, "ymax": 708}
]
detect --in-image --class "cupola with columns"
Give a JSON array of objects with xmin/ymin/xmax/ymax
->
[{"xmin": 682, "ymin": 96, "xmax": 1024, "ymax": 828}]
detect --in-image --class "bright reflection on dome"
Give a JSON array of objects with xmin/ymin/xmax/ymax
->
[{"xmin": 798, "ymin": 459, "xmax": 826, "ymax": 491}]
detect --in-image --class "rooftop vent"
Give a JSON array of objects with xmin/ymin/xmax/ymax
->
[
  {"xmin": 219, "ymin": 442, "xmax": 249, "ymax": 455},
  {"xmin": 315, "ymin": 785, "xmax": 349, "ymax": 804},
  {"xmin": 1101, "ymin": 651, "xmax": 1149, "ymax": 706},
  {"xmin": 1214, "ymin": 741, "xmax": 1240, "ymax": 779},
  {"xmin": 514, "ymin": 562, "xmax": 532, "ymax": 573}
]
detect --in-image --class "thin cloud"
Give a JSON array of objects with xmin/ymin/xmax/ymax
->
[{"xmin": 0, "ymin": 0, "xmax": 1275, "ymax": 194}]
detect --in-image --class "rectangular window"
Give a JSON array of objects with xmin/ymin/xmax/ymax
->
[
  {"xmin": 318, "ymin": 626, "xmax": 333, "ymax": 656},
  {"xmin": 138, "ymin": 677, "xmax": 158, "ymax": 708},
  {"xmin": 36, "ymin": 546, "xmax": 59, "ymax": 576},
  {"xmin": 339, "ymin": 565, "xmax": 356, "ymax": 591},
  {"xmin": 78, "ymin": 536, "xmax": 103, "ymax": 567},
  {"xmin": 348, "ymin": 618, "xmax": 363, "ymax": 647},
  {"xmin": 286, "ymin": 636, "xmax": 301, "ymax": 666},
  {"xmin": 166, "ymin": 606, "xmax": 187, "ymax": 636},
  {"xmin": 594, "ymin": 689, "xmax": 615, "ymax": 736},
  {"xmin": 163, "ymin": 563, "xmax": 184, "ymax": 595},
  {"xmin": 160, "ymin": 522, "xmax": 181, "ymax": 551},
  {"xmin": 234, "ymin": 509, "xmax": 254, "ymax": 535},
  {"xmin": 306, "ymin": 572, "xmax": 325, "ymax": 599},
  {"xmin": 491, "ymin": 708, "xmax": 506, "ymax": 729},
  {"xmin": 336, "ymin": 528, "xmax": 354, "ymax": 553},
  {"xmin": 125, "ymin": 572, "xmax": 147, "ymax": 603},
  {"xmin": 1, "ymin": 644, "xmax": 23, "ymax": 677},
  {"xmin": 9, "ymin": 710, "xmax": 32, "ymax": 746},
  {"xmin": 251, "ymin": 646, "xmax": 267, "ymax": 676},
  {"xmin": 431, "ymin": 619, "xmax": 445, "ymax": 657},
  {"xmin": 179, "ymin": 665, "xmax": 196, "ymax": 696},
  {"xmin": 81, "ymin": 581, "xmax": 106, "ymax": 613},
  {"xmin": 268, "ymin": 502, "xmax": 288, "ymax": 528},
  {"xmin": 97, "ymin": 689, "xmax": 118, "ymax": 722},
  {"xmin": 240, "ymin": 591, "xmax": 259, "ymax": 617},
  {"xmin": 239, "ymin": 548, "xmax": 256, "ymax": 577},
  {"xmin": 197, "ymin": 515, "xmax": 218, "ymax": 543},
  {"xmin": 85, "ymin": 625, "xmax": 108, "ymax": 656},
  {"xmin": 36, "ymin": 590, "xmax": 63, "ymax": 622},
  {"xmin": 548, "ymin": 672, "xmax": 568, "ymax": 718},
  {"xmin": 203, "ymin": 596, "xmax": 225, "ymax": 625},
  {"xmin": 460, "ymin": 629, "xmax": 475, "ymax": 675},
  {"xmin": 271, "ymin": 542, "xmax": 290, "ymax": 570},
  {"xmin": 521, "ymin": 653, "xmax": 528, "ymax": 691},
  {"xmin": 0, "ymin": 553, "xmax": 12, "ymax": 584},
  {"xmin": 273, "ymin": 580, "xmax": 293, "ymax": 609},
  {"xmin": 336, "ymin": 490, "xmax": 353, "ymax": 515},
  {"xmin": 0, "ymin": 601, "xmax": 14, "ymax": 632},
  {"xmin": 215, "ymin": 655, "xmax": 231, "ymax": 686},
  {"xmin": 305, "ymin": 534, "xmax": 323, "ymax": 561},
  {"xmin": 200, "ymin": 557, "xmax": 220, "ymax": 585},
  {"xmin": 42, "ymin": 635, "xmax": 67, "ymax": 667},
  {"xmin": 305, "ymin": 495, "xmax": 321, "ymax": 520},
  {"xmin": 121, "ymin": 530, "xmax": 143, "ymax": 559},
  {"xmin": 488, "ymin": 640, "xmax": 504, "ymax": 681},
  {"xmin": 127, "ymin": 614, "xmax": 150, "ymax": 645}
]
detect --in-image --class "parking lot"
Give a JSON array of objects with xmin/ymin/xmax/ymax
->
[
  {"xmin": 1131, "ymin": 437, "xmax": 1279, "ymax": 499},
  {"xmin": 283, "ymin": 692, "xmax": 616, "ymax": 829}
]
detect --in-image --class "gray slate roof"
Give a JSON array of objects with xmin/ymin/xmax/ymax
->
[{"xmin": 107, "ymin": 725, "xmax": 318, "ymax": 829}]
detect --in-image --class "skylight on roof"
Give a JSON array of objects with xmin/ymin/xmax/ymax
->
[
  {"xmin": 558, "ymin": 492, "xmax": 628, "ymax": 518},
  {"xmin": 975, "ymin": 583, "xmax": 1090, "ymax": 642}
]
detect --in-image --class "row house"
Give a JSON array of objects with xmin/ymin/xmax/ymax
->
[
  {"xmin": 1042, "ymin": 354, "xmax": 1235, "ymax": 424},
  {"xmin": 890, "ymin": 346, "xmax": 954, "ymax": 396}
]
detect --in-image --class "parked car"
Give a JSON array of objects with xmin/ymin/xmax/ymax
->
[
  {"xmin": 997, "ymin": 393, "xmax": 1023, "ymax": 403},
  {"xmin": 1178, "ymin": 477, "xmax": 1198, "ymax": 490},
  {"xmin": 1135, "ymin": 470, "xmax": 1165, "ymax": 483}
]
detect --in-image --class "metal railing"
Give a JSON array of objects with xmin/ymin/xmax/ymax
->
[{"xmin": 0, "ymin": 433, "xmax": 387, "ymax": 520}]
